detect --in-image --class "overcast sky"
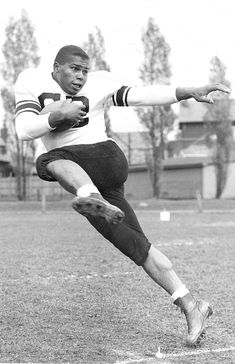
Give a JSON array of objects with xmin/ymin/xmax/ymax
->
[{"xmin": 0, "ymin": 0, "xmax": 234, "ymax": 131}]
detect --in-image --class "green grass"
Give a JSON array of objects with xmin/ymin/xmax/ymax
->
[{"xmin": 0, "ymin": 200, "xmax": 235, "ymax": 363}]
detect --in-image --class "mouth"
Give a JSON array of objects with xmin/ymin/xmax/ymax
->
[{"xmin": 72, "ymin": 83, "xmax": 82, "ymax": 91}]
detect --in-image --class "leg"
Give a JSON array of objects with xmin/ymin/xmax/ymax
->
[
  {"xmin": 46, "ymin": 159, "xmax": 124, "ymax": 224},
  {"xmin": 46, "ymin": 159, "xmax": 95, "ymax": 195},
  {"xmin": 42, "ymin": 143, "xmax": 212, "ymax": 345},
  {"xmin": 89, "ymin": 186, "xmax": 212, "ymax": 346},
  {"xmin": 142, "ymin": 245, "xmax": 184, "ymax": 294},
  {"xmin": 143, "ymin": 246, "xmax": 213, "ymax": 346}
]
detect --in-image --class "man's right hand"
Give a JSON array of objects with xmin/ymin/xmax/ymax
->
[
  {"xmin": 176, "ymin": 83, "xmax": 230, "ymax": 104},
  {"xmin": 40, "ymin": 100, "xmax": 87, "ymax": 131}
]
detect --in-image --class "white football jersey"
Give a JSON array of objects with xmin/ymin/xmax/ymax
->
[{"xmin": 14, "ymin": 66, "xmax": 131, "ymax": 151}]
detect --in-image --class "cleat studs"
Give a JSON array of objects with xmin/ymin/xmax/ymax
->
[{"xmin": 72, "ymin": 196, "xmax": 124, "ymax": 224}]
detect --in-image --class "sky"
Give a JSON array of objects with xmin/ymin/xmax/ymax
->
[{"xmin": 0, "ymin": 0, "xmax": 235, "ymax": 131}]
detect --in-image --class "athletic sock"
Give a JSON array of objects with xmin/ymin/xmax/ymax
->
[
  {"xmin": 171, "ymin": 284, "xmax": 189, "ymax": 302},
  {"xmin": 76, "ymin": 184, "xmax": 100, "ymax": 198}
]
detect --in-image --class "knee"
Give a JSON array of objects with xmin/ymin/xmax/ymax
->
[
  {"xmin": 46, "ymin": 159, "xmax": 62, "ymax": 174},
  {"xmin": 45, "ymin": 159, "xmax": 72, "ymax": 178},
  {"xmin": 36, "ymin": 153, "xmax": 56, "ymax": 182}
]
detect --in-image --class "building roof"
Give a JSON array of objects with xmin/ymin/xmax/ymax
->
[
  {"xmin": 179, "ymin": 144, "xmax": 211, "ymax": 158},
  {"xmin": 129, "ymin": 156, "xmax": 213, "ymax": 172},
  {"xmin": 0, "ymin": 155, "xmax": 10, "ymax": 163},
  {"xmin": 163, "ymin": 156, "xmax": 212, "ymax": 169},
  {"xmin": 179, "ymin": 99, "xmax": 235, "ymax": 123}
]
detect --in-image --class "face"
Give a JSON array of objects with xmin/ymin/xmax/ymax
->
[{"xmin": 53, "ymin": 55, "xmax": 90, "ymax": 95}]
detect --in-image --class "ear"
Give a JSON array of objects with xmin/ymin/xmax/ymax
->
[{"xmin": 53, "ymin": 61, "xmax": 60, "ymax": 72}]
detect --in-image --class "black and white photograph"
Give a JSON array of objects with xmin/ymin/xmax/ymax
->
[{"xmin": 0, "ymin": 0, "xmax": 234, "ymax": 363}]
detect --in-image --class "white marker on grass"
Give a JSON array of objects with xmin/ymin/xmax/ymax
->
[
  {"xmin": 160, "ymin": 208, "xmax": 170, "ymax": 221},
  {"xmin": 155, "ymin": 346, "xmax": 164, "ymax": 358}
]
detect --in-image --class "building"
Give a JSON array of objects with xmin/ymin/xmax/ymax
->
[
  {"xmin": 178, "ymin": 99, "xmax": 235, "ymax": 151},
  {"xmin": 121, "ymin": 99, "xmax": 235, "ymax": 200},
  {"xmin": 112, "ymin": 131, "xmax": 148, "ymax": 165},
  {"xmin": 0, "ymin": 136, "xmax": 12, "ymax": 177}
]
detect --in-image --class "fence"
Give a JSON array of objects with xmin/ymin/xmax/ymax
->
[
  {"xmin": 0, "ymin": 176, "xmax": 71, "ymax": 201},
  {"xmin": 2, "ymin": 162, "xmax": 226, "ymax": 201},
  {"xmin": 0, "ymin": 168, "xmax": 152, "ymax": 201}
]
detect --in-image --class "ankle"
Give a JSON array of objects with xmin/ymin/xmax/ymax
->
[
  {"xmin": 76, "ymin": 184, "xmax": 100, "ymax": 197},
  {"xmin": 174, "ymin": 294, "xmax": 196, "ymax": 313},
  {"xmin": 171, "ymin": 285, "xmax": 189, "ymax": 302}
]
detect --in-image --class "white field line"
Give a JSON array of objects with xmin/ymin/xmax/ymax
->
[
  {"xmin": 20, "ymin": 238, "xmax": 213, "ymax": 285},
  {"xmin": 5, "ymin": 208, "xmax": 235, "ymax": 215},
  {"xmin": 48, "ymin": 209, "xmax": 235, "ymax": 215},
  {"xmin": 115, "ymin": 346, "xmax": 235, "ymax": 364},
  {"xmin": 34, "ymin": 239, "xmax": 212, "ymax": 282},
  {"xmin": 135, "ymin": 209, "xmax": 235, "ymax": 214}
]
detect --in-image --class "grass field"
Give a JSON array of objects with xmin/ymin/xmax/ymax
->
[{"xmin": 0, "ymin": 199, "xmax": 235, "ymax": 363}]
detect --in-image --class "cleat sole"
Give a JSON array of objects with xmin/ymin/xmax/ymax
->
[{"xmin": 72, "ymin": 196, "xmax": 125, "ymax": 224}]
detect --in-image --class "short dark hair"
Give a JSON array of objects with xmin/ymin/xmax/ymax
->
[{"xmin": 54, "ymin": 45, "xmax": 89, "ymax": 64}]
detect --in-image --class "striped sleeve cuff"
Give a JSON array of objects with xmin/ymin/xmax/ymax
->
[
  {"xmin": 15, "ymin": 99, "xmax": 42, "ymax": 117},
  {"xmin": 112, "ymin": 86, "xmax": 131, "ymax": 107}
]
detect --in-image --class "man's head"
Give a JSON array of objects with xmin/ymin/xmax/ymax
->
[{"xmin": 53, "ymin": 45, "xmax": 90, "ymax": 95}]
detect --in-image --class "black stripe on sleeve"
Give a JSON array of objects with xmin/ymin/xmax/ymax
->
[
  {"xmin": 112, "ymin": 86, "xmax": 131, "ymax": 107},
  {"xmin": 124, "ymin": 87, "xmax": 131, "ymax": 106},
  {"xmin": 16, "ymin": 109, "xmax": 40, "ymax": 117},
  {"xmin": 112, "ymin": 94, "xmax": 116, "ymax": 106},
  {"xmin": 15, "ymin": 101, "xmax": 41, "ymax": 116}
]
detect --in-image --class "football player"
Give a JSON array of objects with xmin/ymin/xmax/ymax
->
[{"xmin": 14, "ymin": 45, "xmax": 229, "ymax": 346}]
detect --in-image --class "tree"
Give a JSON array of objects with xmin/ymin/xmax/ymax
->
[
  {"xmin": 204, "ymin": 56, "xmax": 232, "ymax": 198},
  {"xmin": 1, "ymin": 9, "xmax": 40, "ymax": 200},
  {"xmin": 82, "ymin": 27, "xmax": 112, "ymax": 136},
  {"xmin": 137, "ymin": 17, "xmax": 175, "ymax": 198}
]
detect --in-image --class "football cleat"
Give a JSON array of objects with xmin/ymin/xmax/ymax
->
[
  {"xmin": 72, "ymin": 193, "xmax": 125, "ymax": 224},
  {"xmin": 184, "ymin": 300, "xmax": 213, "ymax": 347}
]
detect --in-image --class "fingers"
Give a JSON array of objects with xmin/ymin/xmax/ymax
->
[
  {"xmin": 198, "ymin": 95, "xmax": 214, "ymax": 104},
  {"xmin": 210, "ymin": 83, "xmax": 230, "ymax": 94},
  {"xmin": 66, "ymin": 102, "xmax": 87, "ymax": 118},
  {"xmin": 196, "ymin": 83, "xmax": 231, "ymax": 104},
  {"xmin": 71, "ymin": 103, "xmax": 86, "ymax": 116},
  {"xmin": 205, "ymin": 97, "xmax": 214, "ymax": 104},
  {"xmin": 79, "ymin": 110, "xmax": 87, "ymax": 117}
]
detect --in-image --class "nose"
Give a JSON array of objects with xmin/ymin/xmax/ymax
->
[{"xmin": 76, "ymin": 70, "xmax": 84, "ymax": 80}]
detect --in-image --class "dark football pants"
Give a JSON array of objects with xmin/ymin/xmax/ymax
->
[{"xmin": 36, "ymin": 140, "xmax": 151, "ymax": 265}]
